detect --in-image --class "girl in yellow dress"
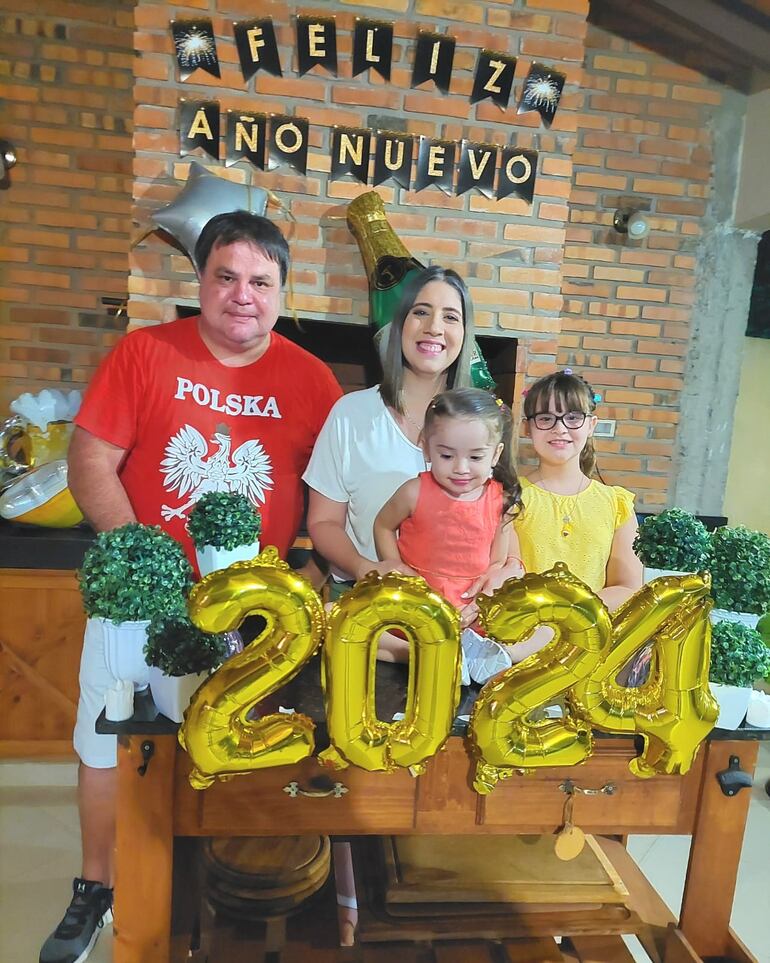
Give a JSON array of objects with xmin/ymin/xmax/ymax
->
[{"xmin": 508, "ymin": 368, "xmax": 643, "ymax": 663}]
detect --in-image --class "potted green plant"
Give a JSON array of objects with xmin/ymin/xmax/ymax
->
[
  {"xmin": 709, "ymin": 620, "xmax": 770, "ymax": 728},
  {"xmin": 633, "ymin": 508, "xmax": 711, "ymax": 582},
  {"xmin": 79, "ymin": 523, "xmax": 193, "ymax": 699},
  {"xmin": 709, "ymin": 526, "xmax": 770, "ymax": 628},
  {"xmin": 188, "ymin": 491, "xmax": 262, "ymax": 577},
  {"xmin": 144, "ymin": 614, "xmax": 230, "ymax": 722}
]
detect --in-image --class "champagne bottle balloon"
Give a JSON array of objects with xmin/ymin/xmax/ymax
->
[{"xmin": 347, "ymin": 192, "xmax": 494, "ymax": 390}]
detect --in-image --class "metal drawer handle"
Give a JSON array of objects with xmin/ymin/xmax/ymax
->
[
  {"xmin": 283, "ymin": 780, "xmax": 349, "ymax": 799},
  {"xmin": 559, "ymin": 779, "xmax": 617, "ymax": 796}
]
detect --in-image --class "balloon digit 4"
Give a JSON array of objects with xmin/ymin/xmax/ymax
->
[
  {"xmin": 180, "ymin": 547, "xmax": 326, "ymax": 789},
  {"xmin": 568, "ymin": 573, "xmax": 717, "ymax": 777}
]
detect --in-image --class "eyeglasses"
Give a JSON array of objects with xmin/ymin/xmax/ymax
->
[{"xmin": 528, "ymin": 411, "xmax": 587, "ymax": 430}]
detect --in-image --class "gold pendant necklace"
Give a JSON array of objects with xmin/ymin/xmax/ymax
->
[
  {"xmin": 402, "ymin": 408, "xmax": 423, "ymax": 432},
  {"xmin": 533, "ymin": 476, "xmax": 588, "ymax": 539}
]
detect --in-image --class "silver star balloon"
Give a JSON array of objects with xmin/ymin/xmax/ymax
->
[{"xmin": 151, "ymin": 161, "xmax": 268, "ymax": 273}]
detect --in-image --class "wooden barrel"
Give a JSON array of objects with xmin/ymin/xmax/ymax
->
[{"xmin": 203, "ymin": 835, "xmax": 331, "ymax": 920}]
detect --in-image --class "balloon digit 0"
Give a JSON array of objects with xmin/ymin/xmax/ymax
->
[
  {"xmin": 468, "ymin": 564, "xmax": 613, "ymax": 794},
  {"xmin": 179, "ymin": 547, "xmax": 325, "ymax": 790},
  {"xmin": 319, "ymin": 572, "xmax": 461, "ymax": 774}
]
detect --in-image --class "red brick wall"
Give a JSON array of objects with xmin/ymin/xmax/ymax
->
[
  {"xmin": 559, "ymin": 19, "xmax": 726, "ymax": 507},
  {"xmin": 0, "ymin": 0, "xmax": 134, "ymax": 411},
  {"xmin": 129, "ymin": 0, "xmax": 590, "ymax": 417},
  {"xmin": 2, "ymin": 1, "xmax": 745, "ymax": 513}
]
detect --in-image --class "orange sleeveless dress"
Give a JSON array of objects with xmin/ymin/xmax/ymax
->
[{"xmin": 397, "ymin": 471, "xmax": 503, "ymax": 609}]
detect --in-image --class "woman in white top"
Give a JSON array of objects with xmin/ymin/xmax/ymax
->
[{"xmin": 304, "ymin": 266, "xmax": 521, "ymax": 655}]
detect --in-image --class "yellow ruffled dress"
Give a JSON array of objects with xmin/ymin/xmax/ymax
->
[{"xmin": 514, "ymin": 477, "xmax": 636, "ymax": 593}]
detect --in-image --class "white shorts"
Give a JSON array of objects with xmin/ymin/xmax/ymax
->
[{"xmin": 73, "ymin": 618, "xmax": 117, "ymax": 769}]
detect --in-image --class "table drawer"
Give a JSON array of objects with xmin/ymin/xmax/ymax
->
[
  {"xmin": 174, "ymin": 753, "xmax": 419, "ymax": 836},
  {"xmin": 479, "ymin": 743, "xmax": 702, "ymax": 834}
]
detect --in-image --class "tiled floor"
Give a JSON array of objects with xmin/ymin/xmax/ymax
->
[{"xmin": 1, "ymin": 747, "xmax": 769, "ymax": 963}]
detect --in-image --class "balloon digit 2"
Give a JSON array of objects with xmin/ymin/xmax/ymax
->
[
  {"xmin": 179, "ymin": 548, "xmax": 325, "ymax": 789},
  {"xmin": 468, "ymin": 564, "xmax": 613, "ymax": 794}
]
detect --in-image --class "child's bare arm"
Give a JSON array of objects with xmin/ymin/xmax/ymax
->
[
  {"xmin": 469, "ymin": 516, "xmax": 524, "ymax": 590},
  {"xmin": 489, "ymin": 519, "xmax": 512, "ymax": 569},
  {"xmin": 458, "ymin": 516, "xmax": 524, "ymax": 628},
  {"xmin": 373, "ymin": 478, "xmax": 419, "ymax": 564}
]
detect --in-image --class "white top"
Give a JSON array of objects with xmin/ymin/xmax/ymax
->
[{"xmin": 303, "ymin": 386, "xmax": 426, "ymax": 580}]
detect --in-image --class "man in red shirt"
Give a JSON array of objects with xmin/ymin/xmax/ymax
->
[{"xmin": 40, "ymin": 212, "xmax": 342, "ymax": 963}]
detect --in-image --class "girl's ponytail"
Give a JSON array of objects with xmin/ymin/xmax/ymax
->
[
  {"xmin": 580, "ymin": 436, "xmax": 600, "ymax": 480},
  {"xmin": 492, "ymin": 401, "xmax": 523, "ymax": 521}
]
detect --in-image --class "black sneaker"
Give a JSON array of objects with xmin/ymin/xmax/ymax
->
[{"xmin": 39, "ymin": 877, "xmax": 113, "ymax": 963}]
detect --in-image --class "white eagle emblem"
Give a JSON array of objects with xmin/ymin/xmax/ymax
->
[{"xmin": 159, "ymin": 423, "xmax": 273, "ymax": 522}]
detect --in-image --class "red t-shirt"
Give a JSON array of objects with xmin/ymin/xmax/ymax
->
[{"xmin": 75, "ymin": 316, "xmax": 342, "ymax": 564}]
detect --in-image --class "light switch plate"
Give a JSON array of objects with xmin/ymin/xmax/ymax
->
[{"xmin": 594, "ymin": 419, "xmax": 616, "ymax": 438}]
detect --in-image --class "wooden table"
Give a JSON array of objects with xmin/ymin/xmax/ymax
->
[{"xmin": 100, "ymin": 662, "xmax": 766, "ymax": 963}]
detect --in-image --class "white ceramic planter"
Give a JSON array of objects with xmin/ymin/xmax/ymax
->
[
  {"xmin": 196, "ymin": 540, "xmax": 260, "ymax": 578},
  {"xmin": 94, "ymin": 617, "xmax": 151, "ymax": 687},
  {"xmin": 709, "ymin": 609, "xmax": 760, "ymax": 631},
  {"xmin": 148, "ymin": 666, "xmax": 208, "ymax": 723},
  {"xmin": 747, "ymin": 690, "xmax": 770, "ymax": 728},
  {"xmin": 643, "ymin": 567, "xmax": 689, "ymax": 583},
  {"xmin": 710, "ymin": 682, "xmax": 751, "ymax": 729}
]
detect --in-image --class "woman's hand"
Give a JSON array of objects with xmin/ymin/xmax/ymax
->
[
  {"xmin": 462, "ymin": 558, "xmax": 525, "ymax": 604},
  {"xmin": 458, "ymin": 599, "xmax": 480, "ymax": 630},
  {"xmin": 458, "ymin": 558, "xmax": 525, "ymax": 630}
]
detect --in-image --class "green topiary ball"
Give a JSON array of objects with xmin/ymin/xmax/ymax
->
[
  {"xmin": 79, "ymin": 523, "xmax": 193, "ymax": 623},
  {"xmin": 188, "ymin": 491, "xmax": 262, "ymax": 551},
  {"xmin": 633, "ymin": 508, "xmax": 711, "ymax": 571},
  {"xmin": 709, "ymin": 526, "xmax": 770, "ymax": 615},
  {"xmin": 710, "ymin": 620, "xmax": 770, "ymax": 688},
  {"xmin": 144, "ymin": 614, "xmax": 229, "ymax": 677}
]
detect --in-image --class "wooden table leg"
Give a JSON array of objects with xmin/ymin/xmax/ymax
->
[
  {"xmin": 114, "ymin": 733, "xmax": 176, "ymax": 963},
  {"xmin": 678, "ymin": 739, "xmax": 758, "ymax": 959}
]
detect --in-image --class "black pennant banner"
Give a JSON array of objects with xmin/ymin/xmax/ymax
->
[
  {"xmin": 471, "ymin": 50, "xmax": 517, "ymax": 108},
  {"xmin": 415, "ymin": 136, "xmax": 456, "ymax": 194},
  {"xmin": 268, "ymin": 115, "xmax": 309, "ymax": 174},
  {"xmin": 352, "ymin": 19, "xmax": 393, "ymax": 81},
  {"xmin": 373, "ymin": 132, "xmax": 413, "ymax": 189},
  {"xmin": 331, "ymin": 127, "xmax": 371, "ymax": 184},
  {"xmin": 171, "ymin": 19, "xmax": 220, "ymax": 82},
  {"xmin": 296, "ymin": 16, "xmax": 337, "ymax": 76},
  {"xmin": 411, "ymin": 31, "xmax": 455, "ymax": 95},
  {"xmin": 498, "ymin": 147, "xmax": 538, "ymax": 203},
  {"xmin": 517, "ymin": 62, "xmax": 565, "ymax": 126},
  {"xmin": 225, "ymin": 111, "xmax": 266, "ymax": 169},
  {"xmin": 457, "ymin": 141, "xmax": 497, "ymax": 198},
  {"xmin": 179, "ymin": 100, "xmax": 219, "ymax": 160},
  {"xmin": 233, "ymin": 19, "xmax": 282, "ymax": 82}
]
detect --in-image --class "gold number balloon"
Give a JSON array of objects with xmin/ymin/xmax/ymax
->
[
  {"xmin": 568, "ymin": 573, "xmax": 711, "ymax": 732},
  {"xmin": 318, "ymin": 571, "xmax": 461, "ymax": 774},
  {"xmin": 468, "ymin": 564, "xmax": 613, "ymax": 794},
  {"xmin": 179, "ymin": 547, "xmax": 326, "ymax": 790},
  {"xmin": 569, "ymin": 573, "xmax": 717, "ymax": 777}
]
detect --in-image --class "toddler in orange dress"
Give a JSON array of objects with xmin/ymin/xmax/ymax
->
[{"xmin": 374, "ymin": 387, "xmax": 525, "ymax": 683}]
